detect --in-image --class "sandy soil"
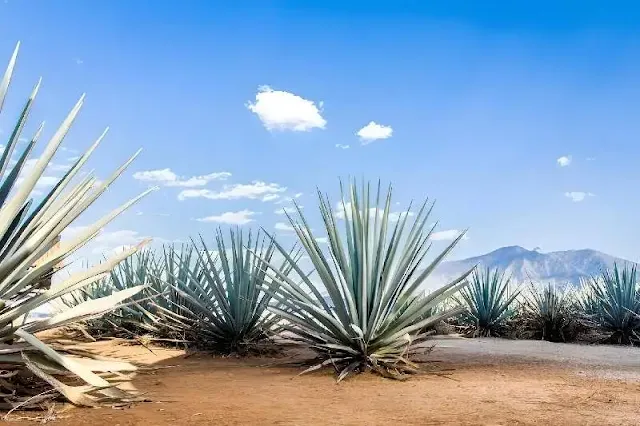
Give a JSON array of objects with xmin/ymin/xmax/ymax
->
[{"xmin": 4, "ymin": 337, "xmax": 640, "ymax": 425}]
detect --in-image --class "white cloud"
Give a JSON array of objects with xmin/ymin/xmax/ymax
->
[
  {"xmin": 90, "ymin": 229, "xmax": 148, "ymax": 254},
  {"xmin": 178, "ymin": 181, "xmax": 286, "ymax": 201},
  {"xmin": 37, "ymin": 176, "xmax": 60, "ymax": 187},
  {"xmin": 275, "ymin": 222, "xmax": 296, "ymax": 232},
  {"xmin": 67, "ymin": 155, "xmax": 81, "ymax": 162},
  {"xmin": 357, "ymin": 121, "xmax": 393, "ymax": 144},
  {"xmin": 335, "ymin": 202, "xmax": 414, "ymax": 222},
  {"xmin": 246, "ymin": 86, "xmax": 326, "ymax": 132},
  {"xmin": 564, "ymin": 191, "xmax": 594, "ymax": 202},
  {"xmin": 48, "ymin": 163, "xmax": 72, "ymax": 172},
  {"xmin": 315, "ymin": 237, "xmax": 328, "ymax": 244},
  {"xmin": 294, "ymin": 192, "xmax": 303, "ymax": 198},
  {"xmin": 133, "ymin": 168, "xmax": 231, "ymax": 188},
  {"xmin": 335, "ymin": 144, "xmax": 350, "ymax": 149},
  {"xmin": 275, "ymin": 206, "xmax": 301, "ymax": 215},
  {"xmin": 557, "ymin": 155, "xmax": 572, "ymax": 167},
  {"xmin": 197, "ymin": 210, "xmax": 258, "ymax": 225},
  {"xmin": 429, "ymin": 229, "xmax": 468, "ymax": 241},
  {"xmin": 262, "ymin": 194, "xmax": 280, "ymax": 202}
]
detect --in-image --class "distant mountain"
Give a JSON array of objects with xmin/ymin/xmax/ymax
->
[{"xmin": 428, "ymin": 245, "xmax": 637, "ymax": 287}]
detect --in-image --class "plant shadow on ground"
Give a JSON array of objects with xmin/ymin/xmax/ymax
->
[{"xmin": 4, "ymin": 335, "xmax": 640, "ymax": 426}]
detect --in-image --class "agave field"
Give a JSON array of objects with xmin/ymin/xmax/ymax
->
[{"xmin": 0, "ymin": 41, "xmax": 639, "ymax": 416}]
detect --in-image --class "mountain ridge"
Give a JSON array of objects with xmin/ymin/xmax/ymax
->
[{"xmin": 429, "ymin": 245, "xmax": 637, "ymax": 287}]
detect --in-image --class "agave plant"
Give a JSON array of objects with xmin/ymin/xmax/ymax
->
[
  {"xmin": 520, "ymin": 283, "xmax": 580, "ymax": 342},
  {"xmin": 167, "ymin": 229, "xmax": 299, "ymax": 353},
  {"xmin": 585, "ymin": 264, "xmax": 640, "ymax": 344},
  {"xmin": 459, "ymin": 267, "xmax": 519, "ymax": 337},
  {"xmin": 258, "ymin": 180, "xmax": 473, "ymax": 381},
  {"xmin": 0, "ymin": 43, "xmax": 153, "ymax": 408},
  {"xmin": 58, "ymin": 250, "xmax": 186, "ymax": 341}
]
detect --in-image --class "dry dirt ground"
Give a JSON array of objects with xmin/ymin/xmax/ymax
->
[{"xmin": 4, "ymin": 336, "xmax": 640, "ymax": 425}]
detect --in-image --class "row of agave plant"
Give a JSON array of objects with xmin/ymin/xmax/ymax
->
[
  {"xmin": 0, "ymin": 41, "xmax": 474, "ymax": 410},
  {"xmin": 63, "ymin": 185, "xmax": 473, "ymax": 380},
  {"xmin": 456, "ymin": 266, "xmax": 640, "ymax": 345}
]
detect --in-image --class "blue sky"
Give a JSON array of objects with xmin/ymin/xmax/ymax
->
[{"xmin": 2, "ymin": 0, "xmax": 640, "ymax": 263}]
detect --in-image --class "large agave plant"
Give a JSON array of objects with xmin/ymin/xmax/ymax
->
[
  {"xmin": 586, "ymin": 264, "xmax": 640, "ymax": 344},
  {"xmin": 168, "ymin": 229, "xmax": 299, "ymax": 353},
  {"xmin": 0, "ymin": 43, "xmax": 153, "ymax": 408},
  {"xmin": 459, "ymin": 267, "xmax": 519, "ymax": 337},
  {"xmin": 259, "ymin": 181, "xmax": 473, "ymax": 381}
]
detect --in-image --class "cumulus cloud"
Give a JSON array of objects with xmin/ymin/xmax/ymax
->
[
  {"xmin": 178, "ymin": 181, "xmax": 286, "ymax": 201},
  {"xmin": 564, "ymin": 191, "xmax": 594, "ymax": 202},
  {"xmin": 335, "ymin": 202, "xmax": 414, "ymax": 222},
  {"xmin": 197, "ymin": 210, "xmax": 258, "ymax": 225},
  {"xmin": 335, "ymin": 144, "xmax": 350, "ymax": 150},
  {"xmin": 357, "ymin": 121, "xmax": 393, "ymax": 144},
  {"xmin": 557, "ymin": 155, "xmax": 572, "ymax": 167},
  {"xmin": 247, "ymin": 86, "xmax": 326, "ymax": 132},
  {"xmin": 429, "ymin": 229, "xmax": 468, "ymax": 241}
]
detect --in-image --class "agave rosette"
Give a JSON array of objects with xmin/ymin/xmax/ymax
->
[
  {"xmin": 0, "ymin": 43, "xmax": 153, "ymax": 408},
  {"xmin": 259, "ymin": 180, "xmax": 473, "ymax": 381}
]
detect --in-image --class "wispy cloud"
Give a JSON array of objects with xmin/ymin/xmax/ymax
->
[
  {"xmin": 564, "ymin": 191, "xmax": 595, "ymax": 202},
  {"xmin": 357, "ymin": 121, "xmax": 393, "ymax": 144},
  {"xmin": 335, "ymin": 202, "xmax": 414, "ymax": 222},
  {"xmin": 557, "ymin": 155, "xmax": 572, "ymax": 167},
  {"xmin": 275, "ymin": 206, "xmax": 302, "ymax": 215},
  {"xmin": 247, "ymin": 86, "xmax": 326, "ymax": 132},
  {"xmin": 274, "ymin": 222, "xmax": 296, "ymax": 232},
  {"xmin": 178, "ymin": 181, "xmax": 286, "ymax": 201},
  {"xmin": 89, "ymin": 229, "xmax": 149, "ymax": 255},
  {"xmin": 197, "ymin": 210, "xmax": 258, "ymax": 225},
  {"xmin": 133, "ymin": 168, "xmax": 231, "ymax": 188},
  {"xmin": 335, "ymin": 144, "xmax": 350, "ymax": 149},
  {"xmin": 429, "ymin": 229, "xmax": 468, "ymax": 241}
]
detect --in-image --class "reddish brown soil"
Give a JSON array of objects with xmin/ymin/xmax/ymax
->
[{"xmin": 4, "ymin": 340, "xmax": 640, "ymax": 425}]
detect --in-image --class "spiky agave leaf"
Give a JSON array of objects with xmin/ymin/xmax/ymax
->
[
  {"xmin": 258, "ymin": 180, "xmax": 472, "ymax": 381},
  {"xmin": 0, "ymin": 43, "xmax": 152, "ymax": 408},
  {"xmin": 520, "ymin": 283, "xmax": 580, "ymax": 342},
  {"xmin": 166, "ymin": 229, "xmax": 300, "ymax": 353},
  {"xmin": 458, "ymin": 267, "xmax": 519, "ymax": 337},
  {"xmin": 586, "ymin": 263, "xmax": 640, "ymax": 344}
]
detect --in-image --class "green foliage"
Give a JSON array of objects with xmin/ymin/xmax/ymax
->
[
  {"xmin": 585, "ymin": 264, "xmax": 640, "ymax": 344},
  {"xmin": 168, "ymin": 229, "xmax": 299, "ymax": 353},
  {"xmin": 519, "ymin": 283, "xmax": 581, "ymax": 342},
  {"xmin": 459, "ymin": 267, "xmax": 519, "ymax": 337},
  {"xmin": 0, "ymin": 42, "xmax": 152, "ymax": 408},
  {"xmin": 70, "ymin": 230, "xmax": 300, "ymax": 354},
  {"xmin": 259, "ymin": 180, "xmax": 472, "ymax": 381}
]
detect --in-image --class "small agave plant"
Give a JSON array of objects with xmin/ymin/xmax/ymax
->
[
  {"xmin": 459, "ymin": 267, "xmax": 519, "ymax": 337},
  {"xmin": 586, "ymin": 264, "xmax": 640, "ymax": 345},
  {"xmin": 259, "ymin": 180, "xmax": 473, "ymax": 381},
  {"xmin": 0, "ymin": 43, "xmax": 153, "ymax": 408},
  {"xmin": 168, "ymin": 229, "xmax": 300, "ymax": 353}
]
